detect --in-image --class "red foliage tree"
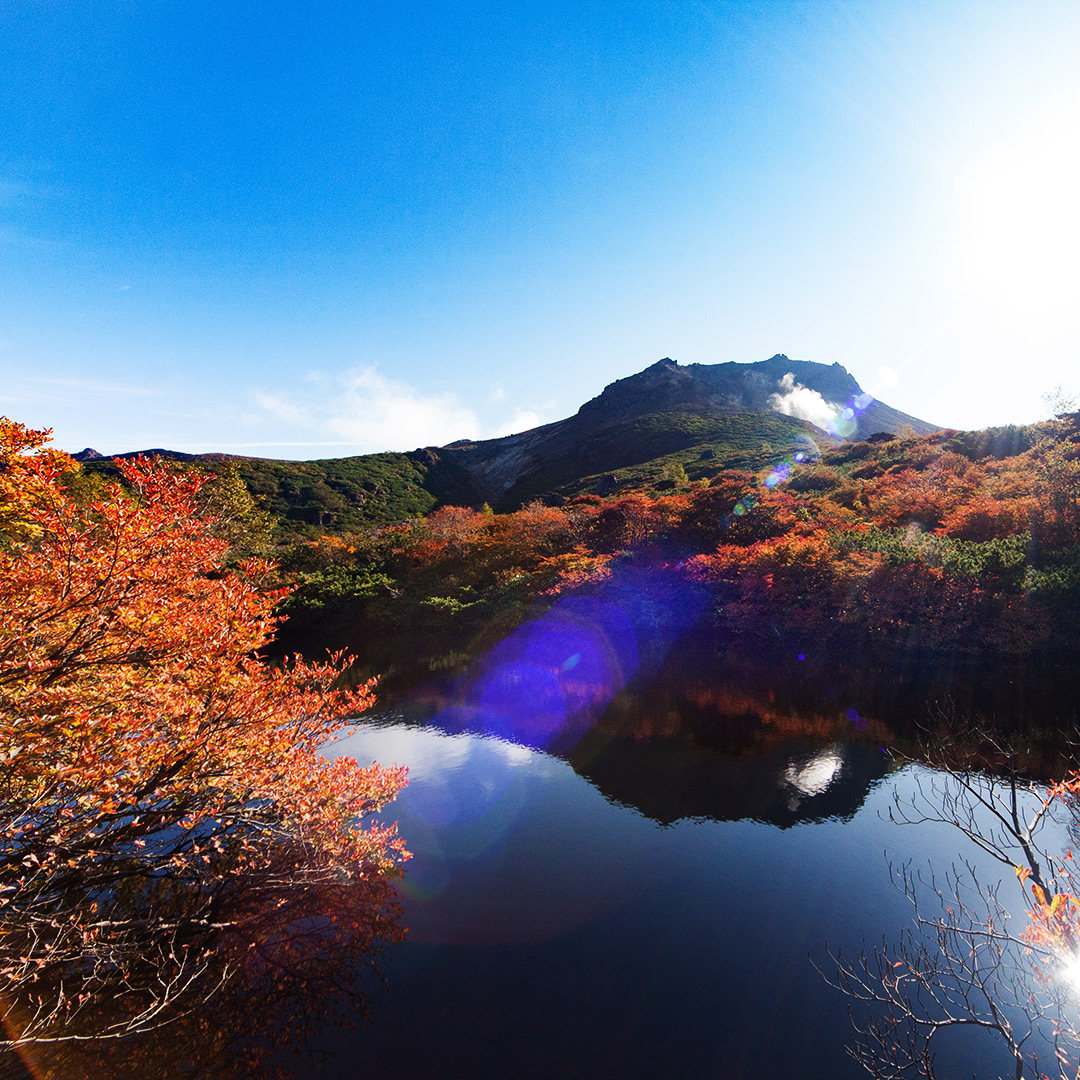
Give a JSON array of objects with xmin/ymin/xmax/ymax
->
[{"xmin": 0, "ymin": 419, "xmax": 408, "ymax": 1050}]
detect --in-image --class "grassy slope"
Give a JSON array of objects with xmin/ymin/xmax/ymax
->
[
  {"xmin": 505, "ymin": 409, "xmax": 829, "ymax": 503},
  {"xmin": 132, "ymin": 409, "xmax": 835, "ymax": 536},
  {"xmin": 235, "ymin": 452, "xmax": 477, "ymax": 536}
]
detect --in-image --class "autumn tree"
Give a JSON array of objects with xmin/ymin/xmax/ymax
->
[
  {"xmin": 1032, "ymin": 412, "xmax": 1080, "ymax": 547},
  {"xmin": 0, "ymin": 419, "xmax": 408, "ymax": 1052},
  {"xmin": 828, "ymin": 740, "xmax": 1080, "ymax": 1079}
]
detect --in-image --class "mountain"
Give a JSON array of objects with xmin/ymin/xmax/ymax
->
[
  {"xmin": 576, "ymin": 355, "xmax": 935, "ymax": 437},
  {"xmin": 434, "ymin": 355, "xmax": 938, "ymax": 508},
  {"xmin": 80, "ymin": 354, "xmax": 940, "ymax": 531}
]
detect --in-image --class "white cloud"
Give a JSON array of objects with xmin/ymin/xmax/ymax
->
[
  {"xmin": 767, "ymin": 372, "xmax": 840, "ymax": 431},
  {"xmin": 253, "ymin": 366, "xmax": 481, "ymax": 453},
  {"xmin": 490, "ymin": 409, "xmax": 544, "ymax": 438},
  {"xmin": 251, "ymin": 390, "xmax": 313, "ymax": 428},
  {"xmin": 489, "ymin": 383, "xmax": 508, "ymax": 402}
]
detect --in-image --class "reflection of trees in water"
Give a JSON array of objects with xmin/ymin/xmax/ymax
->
[
  {"xmin": 369, "ymin": 587, "xmax": 1080, "ymax": 746},
  {"xmin": 826, "ymin": 735, "xmax": 1080, "ymax": 1080},
  {"xmin": 0, "ymin": 843, "xmax": 404, "ymax": 1080}
]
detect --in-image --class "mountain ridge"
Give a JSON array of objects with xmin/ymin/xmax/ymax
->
[
  {"xmin": 76, "ymin": 354, "xmax": 942, "ymax": 531},
  {"xmin": 402, "ymin": 354, "xmax": 938, "ymax": 507}
]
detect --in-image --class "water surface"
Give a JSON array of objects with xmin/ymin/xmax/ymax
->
[{"xmin": 318, "ymin": 711, "xmax": 1025, "ymax": 1080}]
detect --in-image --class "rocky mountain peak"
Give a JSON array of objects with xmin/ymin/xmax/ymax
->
[{"xmin": 575, "ymin": 354, "xmax": 936, "ymax": 441}]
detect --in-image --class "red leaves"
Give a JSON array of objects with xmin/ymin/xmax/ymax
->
[{"xmin": 0, "ymin": 419, "xmax": 408, "ymax": 1041}]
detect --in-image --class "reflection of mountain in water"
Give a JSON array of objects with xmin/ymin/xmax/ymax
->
[
  {"xmin": 421, "ymin": 673, "xmax": 894, "ymax": 828},
  {"xmin": 404, "ymin": 612, "xmax": 903, "ymax": 828},
  {"xmin": 566, "ymin": 733, "xmax": 890, "ymax": 828}
]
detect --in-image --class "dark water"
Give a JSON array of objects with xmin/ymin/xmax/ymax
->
[
  {"xmin": 315, "ymin": 712, "xmax": 1034, "ymax": 1080},
  {"xmin": 300, "ymin": 589, "xmax": 1073, "ymax": 1079},
  {"xmin": 12, "ymin": 580, "xmax": 1074, "ymax": 1079}
]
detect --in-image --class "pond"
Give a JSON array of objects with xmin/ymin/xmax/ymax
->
[
  {"xmin": 9, "ymin": 583, "xmax": 1074, "ymax": 1080},
  {"xmin": 315, "ymin": 708, "xmax": 1040, "ymax": 1080}
]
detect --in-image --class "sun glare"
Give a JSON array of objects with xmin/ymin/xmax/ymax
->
[
  {"xmin": 949, "ymin": 96, "xmax": 1080, "ymax": 321},
  {"xmin": 1059, "ymin": 950, "xmax": 1080, "ymax": 996}
]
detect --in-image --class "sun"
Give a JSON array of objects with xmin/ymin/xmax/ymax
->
[{"xmin": 947, "ymin": 95, "xmax": 1080, "ymax": 323}]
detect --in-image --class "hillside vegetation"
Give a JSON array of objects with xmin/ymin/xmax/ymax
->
[
  {"xmin": 271, "ymin": 413, "xmax": 1080, "ymax": 708},
  {"xmin": 82, "ymin": 355, "xmax": 942, "ymax": 538}
]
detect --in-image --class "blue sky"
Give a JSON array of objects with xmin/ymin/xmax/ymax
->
[{"xmin": 2, "ymin": 1, "xmax": 1079, "ymax": 457}]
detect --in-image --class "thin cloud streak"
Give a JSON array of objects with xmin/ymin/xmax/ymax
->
[
  {"xmin": 253, "ymin": 367, "xmax": 482, "ymax": 453},
  {"xmin": 153, "ymin": 440, "xmax": 371, "ymax": 453},
  {"xmin": 3, "ymin": 375, "xmax": 162, "ymax": 401}
]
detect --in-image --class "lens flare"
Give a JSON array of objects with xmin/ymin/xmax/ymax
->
[
  {"xmin": 435, "ymin": 574, "xmax": 709, "ymax": 752},
  {"xmin": 765, "ymin": 461, "xmax": 792, "ymax": 488},
  {"xmin": 456, "ymin": 596, "xmax": 639, "ymax": 750},
  {"xmin": 1059, "ymin": 950, "xmax": 1080, "ymax": 995},
  {"xmin": 845, "ymin": 707, "xmax": 869, "ymax": 732}
]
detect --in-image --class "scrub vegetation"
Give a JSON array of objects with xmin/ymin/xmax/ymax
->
[
  {"xmin": 7, "ymin": 401, "xmax": 1080, "ymax": 1076},
  {"xmin": 273, "ymin": 412, "xmax": 1080, "ymax": 692},
  {"xmin": 0, "ymin": 419, "xmax": 408, "ymax": 1073}
]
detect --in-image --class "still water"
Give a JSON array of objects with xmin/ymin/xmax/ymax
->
[{"xmin": 317, "ymin": 710, "xmax": 1031, "ymax": 1080}]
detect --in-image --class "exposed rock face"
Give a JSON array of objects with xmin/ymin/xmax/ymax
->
[
  {"xmin": 576, "ymin": 354, "xmax": 935, "ymax": 438},
  {"xmin": 70, "ymin": 448, "xmax": 105, "ymax": 461},
  {"xmin": 409, "ymin": 448, "xmax": 441, "ymax": 468},
  {"xmin": 431, "ymin": 355, "xmax": 938, "ymax": 507}
]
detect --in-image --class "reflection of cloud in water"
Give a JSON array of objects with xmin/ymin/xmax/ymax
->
[
  {"xmin": 331, "ymin": 723, "xmax": 551, "ymax": 841},
  {"xmin": 329, "ymin": 724, "xmax": 558, "ymax": 907},
  {"xmin": 783, "ymin": 748, "xmax": 844, "ymax": 810},
  {"xmin": 333, "ymin": 722, "xmax": 549, "ymax": 779},
  {"xmin": 327, "ymin": 722, "xmax": 671, "ymax": 944}
]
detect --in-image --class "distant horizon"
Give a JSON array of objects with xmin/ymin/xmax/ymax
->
[
  {"xmin": 55, "ymin": 351, "xmax": 952, "ymax": 461},
  {"xmin": 3, "ymin": 2, "xmax": 1078, "ymax": 458}
]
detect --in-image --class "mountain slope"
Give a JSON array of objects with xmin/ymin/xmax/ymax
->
[
  {"xmin": 440, "ymin": 407, "xmax": 827, "ymax": 508},
  {"xmin": 430, "ymin": 355, "xmax": 938, "ymax": 508},
  {"xmin": 79, "ymin": 354, "xmax": 940, "ymax": 530}
]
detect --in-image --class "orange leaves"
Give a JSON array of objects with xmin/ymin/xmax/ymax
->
[
  {"xmin": 533, "ymin": 546, "xmax": 613, "ymax": 595},
  {"xmin": 0, "ymin": 418, "xmax": 75, "ymax": 543},
  {"xmin": 0, "ymin": 418, "xmax": 408, "ymax": 1040},
  {"xmin": 685, "ymin": 532, "xmax": 836, "ymax": 591},
  {"xmin": 938, "ymin": 493, "xmax": 1035, "ymax": 542}
]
